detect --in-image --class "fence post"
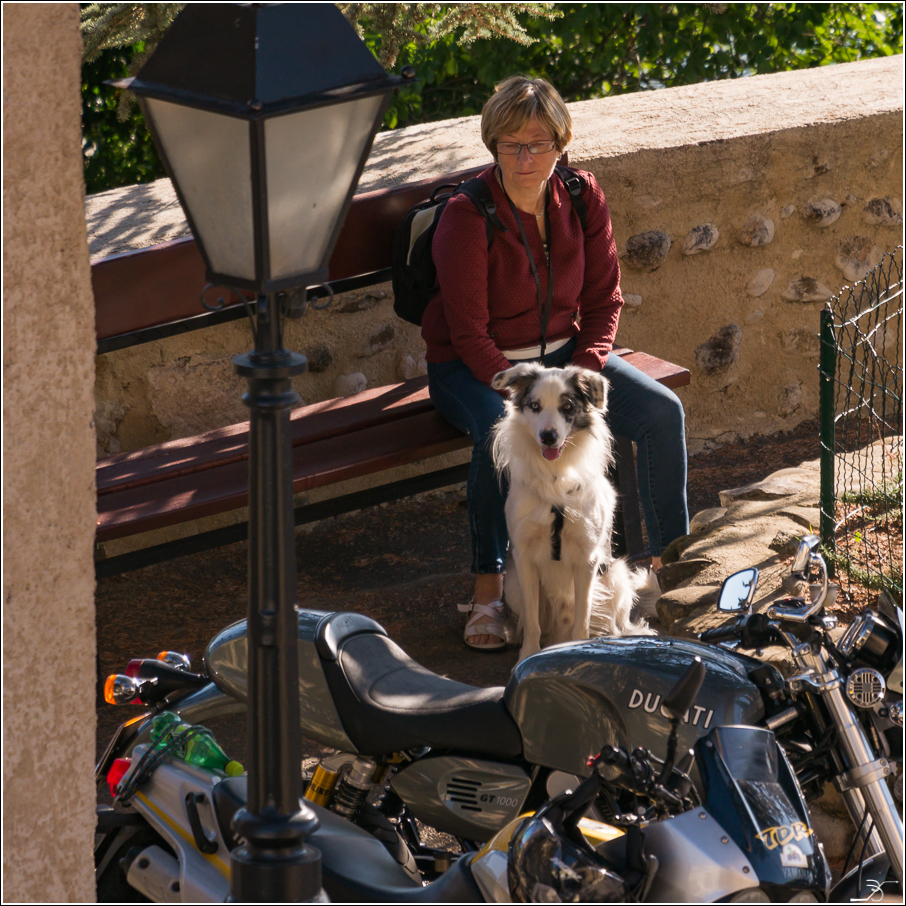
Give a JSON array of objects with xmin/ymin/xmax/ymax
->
[{"xmin": 818, "ymin": 307, "xmax": 836, "ymax": 558}]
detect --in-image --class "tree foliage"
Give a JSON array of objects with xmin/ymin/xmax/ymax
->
[
  {"xmin": 79, "ymin": 2, "xmax": 558, "ymax": 191},
  {"xmin": 80, "ymin": 3, "xmax": 903, "ymax": 193},
  {"xmin": 337, "ymin": 3, "xmax": 560, "ymax": 68},
  {"xmin": 82, "ymin": 44, "xmax": 165, "ymax": 194},
  {"xmin": 382, "ymin": 3, "xmax": 903, "ymax": 127},
  {"xmin": 81, "ymin": 2, "xmax": 183, "ymax": 61}
]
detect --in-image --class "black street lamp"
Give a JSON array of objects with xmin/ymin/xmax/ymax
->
[{"xmin": 129, "ymin": 4, "xmax": 402, "ymax": 901}]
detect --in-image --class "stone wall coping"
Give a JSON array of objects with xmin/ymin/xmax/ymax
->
[{"xmin": 86, "ymin": 55, "xmax": 903, "ymax": 259}]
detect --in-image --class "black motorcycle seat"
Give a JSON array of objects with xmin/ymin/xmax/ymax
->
[
  {"xmin": 316, "ymin": 611, "xmax": 388, "ymax": 660},
  {"xmin": 322, "ymin": 632, "xmax": 524, "ymax": 759},
  {"xmin": 211, "ymin": 777, "xmax": 485, "ymax": 902}
]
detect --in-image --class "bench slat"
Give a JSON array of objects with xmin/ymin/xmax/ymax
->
[
  {"xmin": 619, "ymin": 351, "xmax": 690, "ymax": 390},
  {"xmin": 92, "ymin": 164, "xmax": 490, "ymax": 345},
  {"xmin": 97, "ymin": 377, "xmax": 436, "ymax": 495},
  {"xmin": 96, "ymin": 410, "xmax": 470, "ymax": 541}
]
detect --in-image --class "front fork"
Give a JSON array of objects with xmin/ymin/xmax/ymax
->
[{"xmin": 788, "ymin": 643, "xmax": 904, "ymax": 887}]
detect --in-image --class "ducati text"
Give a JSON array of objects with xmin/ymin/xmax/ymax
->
[{"xmin": 626, "ymin": 688, "xmax": 715, "ymax": 728}]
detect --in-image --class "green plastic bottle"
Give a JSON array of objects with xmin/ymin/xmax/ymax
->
[
  {"xmin": 150, "ymin": 712, "xmax": 244, "ymax": 776},
  {"xmin": 149, "ymin": 711, "xmax": 181, "ymax": 742}
]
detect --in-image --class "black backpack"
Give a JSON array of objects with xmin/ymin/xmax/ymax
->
[{"xmin": 391, "ymin": 166, "xmax": 588, "ymax": 326}]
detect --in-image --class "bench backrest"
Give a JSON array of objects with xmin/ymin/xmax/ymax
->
[{"xmin": 93, "ymin": 163, "xmax": 491, "ymax": 353}]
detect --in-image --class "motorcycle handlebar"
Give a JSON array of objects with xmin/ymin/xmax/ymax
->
[
  {"xmin": 600, "ymin": 745, "xmax": 633, "ymax": 775},
  {"xmin": 699, "ymin": 619, "xmax": 743, "ymax": 643},
  {"xmin": 662, "ymin": 658, "xmax": 706, "ymax": 722},
  {"xmin": 699, "ymin": 613, "xmax": 779, "ymax": 648},
  {"xmin": 599, "ymin": 746, "xmax": 654, "ymax": 790}
]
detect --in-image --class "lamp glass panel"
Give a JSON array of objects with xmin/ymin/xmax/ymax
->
[
  {"xmin": 144, "ymin": 98, "xmax": 256, "ymax": 280},
  {"xmin": 264, "ymin": 94, "xmax": 384, "ymax": 280}
]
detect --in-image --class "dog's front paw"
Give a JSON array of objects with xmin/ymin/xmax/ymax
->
[
  {"xmin": 518, "ymin": 641, "xmax": 541, "ymax": 662},
  {"xmin": 570, "ymin": 620, "xmax": 590, "ymax": 642}
]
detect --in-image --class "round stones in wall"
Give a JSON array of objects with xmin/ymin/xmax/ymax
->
[
  {"xmin": 746, "ymin": 268, "xmax": 775, "ymax": 297},
  {"xmin": 681, "ymin": 223, "xmax": 720, "ymax": 256},
  {"xmin": 622, "ymin": 230, "xmax": 671, "ymax": 271},
  {"xmin": 802, "ymin": 198, "xmax": 842, "ymax": 228},
  {"xmin": 738, "ymin": 214, "xmax": 775, "ymax": 247},
  {"xmin": 695, "ymin": 324, "xmax": 742, "ymax": 374}
]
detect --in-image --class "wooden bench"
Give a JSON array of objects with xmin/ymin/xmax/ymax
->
[{"xmin": 93, "ymin": 164, "xmax": 690, "ymax": 577}]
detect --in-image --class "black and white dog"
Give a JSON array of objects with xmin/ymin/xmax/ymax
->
[{"xmin": 491, "ymin": 363, "xmax": 655, "ymax": 661}]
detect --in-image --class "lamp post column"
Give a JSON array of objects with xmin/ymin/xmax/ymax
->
[{"xmin": 230, "ymin": 292, "xmax": 321, "ymax": 902}]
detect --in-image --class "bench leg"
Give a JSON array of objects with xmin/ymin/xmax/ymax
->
[{"xmin": 612, "ymin": 435, "xmax": 645, "ymax": 559}]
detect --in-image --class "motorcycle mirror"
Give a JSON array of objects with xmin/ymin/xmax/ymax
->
[
  {"xmin": 658, "ymin": 659, "xmax": 706, "ymax": 787},
  {"xmin": 718, "ymin": 568, "xmax": 759, "ymax": 613},
  {"xmin": 662, "ymin": 657, "xmax": 706, "ymax": 723}
]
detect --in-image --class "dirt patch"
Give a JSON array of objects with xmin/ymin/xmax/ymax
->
[
  {"xmin": 831, "ymin": 497, "xmax": 903, "ymax": 619},
  {"xmin": 686, "ymin": 418, "xmax": 820, "ymax": 515}
]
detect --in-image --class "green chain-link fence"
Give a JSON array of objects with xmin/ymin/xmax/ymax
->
[{"xmin": 819, "ymin": 246, "xmax": 903, "ymax": 603}]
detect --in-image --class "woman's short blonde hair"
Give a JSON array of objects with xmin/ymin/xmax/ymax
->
[{"xmin": 481, "ymin": 76, "xmax": 572, "ymax": 160}]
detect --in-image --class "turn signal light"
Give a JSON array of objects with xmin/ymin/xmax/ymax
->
[
  {"xmin": 157, "ymin": 651, "xmax": 192, "ymax": 671},
  {"xmin": 106, "ymin": 659, "xmax": 207, "ymax": 705},
  {"xmin": 104, "ymin": 674, "xmax": 142, "ymax": 705}
]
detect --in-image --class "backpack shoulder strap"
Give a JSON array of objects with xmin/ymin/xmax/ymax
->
[
  {"xmin": 456, "ymin": 177, "xmax": 508, "ymax": 246},
  {"xmin": 554, "ymin": 165, "xmax": 587, "ymax": 231}
]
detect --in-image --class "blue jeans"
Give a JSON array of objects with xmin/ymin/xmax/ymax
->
[{"xmin": 427, "ymin": 338, "xmax": 689, "ymax": 573}]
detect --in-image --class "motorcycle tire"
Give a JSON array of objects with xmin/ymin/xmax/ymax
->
[
  {"xmin": 95, "ymin": 824, "xmax": 172, "ymax": 903},
  {"xmin": 356, "ymin": 803, "xmax": 422, "ymax": 884}
]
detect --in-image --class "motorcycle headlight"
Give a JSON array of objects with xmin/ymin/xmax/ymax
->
[
  {"xmin": 838, "ymin": 611, "xmax": 898, "ymax": 672},
  {"xmin": 727, "ymin": 890, "xmax": 771, "ymax": 903},
  {"xmin": 787, "ymin": 893, "xmax": 820, "ymax": 904}
]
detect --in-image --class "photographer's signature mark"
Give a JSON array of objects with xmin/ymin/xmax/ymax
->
[{"xmin": 850, "ymin": 879, "xmax": 896, "ymax": 902}]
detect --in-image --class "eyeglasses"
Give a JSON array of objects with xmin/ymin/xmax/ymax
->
[{"xmin": 496, "ymin": 140, "xmax": 557, "ymax": 156}]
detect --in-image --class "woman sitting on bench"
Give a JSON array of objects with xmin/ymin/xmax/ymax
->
[{"xmin": 421, "ymin": 76, "xmax": 689, "ymax": 650}]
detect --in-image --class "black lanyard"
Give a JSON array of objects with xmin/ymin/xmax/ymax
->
[{"xmin": 506, "ymin": 185, "xmax": 553, "ymax": 361}]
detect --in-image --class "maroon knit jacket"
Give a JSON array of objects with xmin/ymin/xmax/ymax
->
[{"xmin": 421, "ymin": 164, "xmax": 624, "ymax": 387}]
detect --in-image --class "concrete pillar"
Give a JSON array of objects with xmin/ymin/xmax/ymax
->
[{"xmin": 2, "ymin": 3, "xmax": 97, "ymax": 901}]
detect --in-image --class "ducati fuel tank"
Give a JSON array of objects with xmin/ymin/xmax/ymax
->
[
  {"xmin": 205, "ymin": 610, "xmax": 357, "ymax": 752},
  {"xmin": 504, "ymin": 636, "xmax": 766, "ymax": 776}
]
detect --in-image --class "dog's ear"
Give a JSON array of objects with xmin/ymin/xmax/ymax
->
[
  {"xmin": 571, "ymin": 369, "xmax": 609, "ymax": 410},
  {"xmin": 491, "ymin": 363, "xmax": 541, "ymax": 396}
]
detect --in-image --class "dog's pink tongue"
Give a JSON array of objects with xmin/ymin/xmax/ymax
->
[{"xmin": 542, "ymin": 447, "xmax": 561, "ymax": 461}]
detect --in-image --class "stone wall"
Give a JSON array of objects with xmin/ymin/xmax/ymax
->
[
  {"xmin": 3, "ymin": 4, "xmax": 98, "ymax": 901},
  {"xmin": 90, "ymin": 56, "xmax": 903, "ymax": 552}
]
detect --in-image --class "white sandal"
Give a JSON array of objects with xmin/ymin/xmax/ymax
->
[{"xmin": 457, "ymin": 600, "xmax": 507, "ymax": 651}]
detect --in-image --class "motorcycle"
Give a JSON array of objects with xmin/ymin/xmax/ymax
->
[
  {"xmin": 696, "ymin": 536, "xmax": 904, "ymax": 900},
  {"xmin": 96, "ymin": 536, "xmax": 903, "ymax": 901},
  {"xmin": 96, "ymin": 656, "xmax": 829, "ymax": 904},
  {"xmin": 471, "ymin": 657, "xmax": 832, "ymax": 903}
]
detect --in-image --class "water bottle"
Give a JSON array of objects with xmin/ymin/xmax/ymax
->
[{"xmin": 150, "ymin": 712, "xmax": 244, "ymax": 776}]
